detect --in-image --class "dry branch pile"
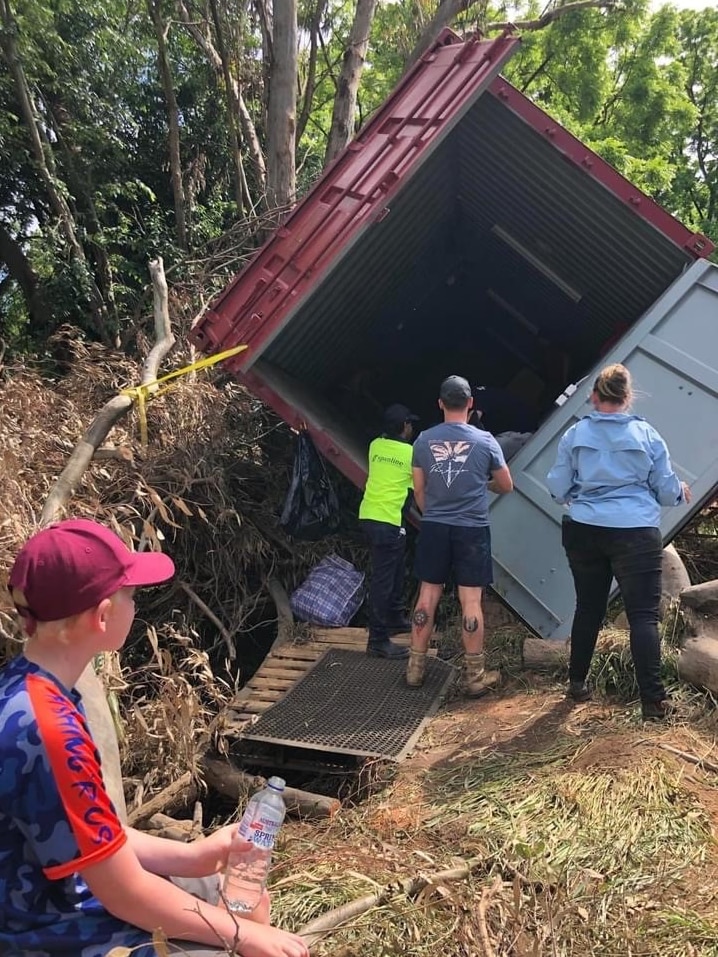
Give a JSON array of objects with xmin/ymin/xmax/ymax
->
[{"xmin": 0, "ymin": 327, "xmax": 365, "ymax": 803}]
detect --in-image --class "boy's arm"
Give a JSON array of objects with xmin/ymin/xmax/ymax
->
[
  {"xmin": 82, "ymin": 842, "xmax": 308, "ymax": 957},
  {"xmin": 126, "ymin": 824, "xmax": 236, "ymax": 878}
]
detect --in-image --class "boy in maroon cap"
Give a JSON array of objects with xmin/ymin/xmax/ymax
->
[{"xmin": 0, "ymin": 518, "xmax": 308, "ymax": 957}]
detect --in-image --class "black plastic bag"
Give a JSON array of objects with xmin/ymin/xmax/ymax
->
[{"xmin": 280, "ymin": 431, "xmax": 340, "ymax": 540}]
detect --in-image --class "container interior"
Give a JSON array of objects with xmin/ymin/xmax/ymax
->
[{"xmin": 254, "ymin": 91, "xmax": 694, "ymax": 452}]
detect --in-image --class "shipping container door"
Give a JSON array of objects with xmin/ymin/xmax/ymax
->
[{"xmin": 489, "ymin": 259, "xmax": 718, "ymax": 640}]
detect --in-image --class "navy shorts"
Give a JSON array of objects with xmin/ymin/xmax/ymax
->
[{"xmin": 414, "ymin": 522, "xmax": 493, "ymax": 588}]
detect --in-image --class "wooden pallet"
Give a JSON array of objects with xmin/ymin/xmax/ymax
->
[{"xmin": 216, "ymin": 627, "xmax": 413, "ymax": 739}]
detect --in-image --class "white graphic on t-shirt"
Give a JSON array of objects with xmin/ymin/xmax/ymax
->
[{"xmin": 428, "ymin": 440, "xmax": 476, "ymax": 487}]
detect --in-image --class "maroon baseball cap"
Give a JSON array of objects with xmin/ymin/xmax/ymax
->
[{"xmin": 8, "ymin": 518, "xmax": 175, "ymax": 624}]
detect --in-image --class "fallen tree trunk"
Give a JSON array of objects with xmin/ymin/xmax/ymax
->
[
  {"xmin": 613, "ymin": 544, "xmax": 691, "ymax": 628},
  {"xmin": 522, "ymin": 637, "xmax": 568, "ymax": 672},
  {"xmin": 128, "ymin": 770, "xmax": 197, "ymax": 828},
  {"xmin": 201, "ymin": 756, "xmax": 340, "ymax": 820},
  {"xmin": 522, "ymin": 631, "xmax": 636, "ymax": 672},
  {"xmin": 40, "ymin": 257, "xmax": 175, "ymax": 526},
  {"xmin": 677, "ymin": 579, "xmax": 718, "ymax": 694},
  {"xmin": 267, "ymin": 577, "xmax": 294, "ymax": 654}
]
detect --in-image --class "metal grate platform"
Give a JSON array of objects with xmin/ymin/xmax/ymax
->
[{"xmin": 241, "ymin": 648, "xmax": 455, "ymax": 761}]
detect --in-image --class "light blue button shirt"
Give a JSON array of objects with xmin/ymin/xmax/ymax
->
[{"xmin": 547, "ymin": 412, "xmax": 684, "ymax": 528}]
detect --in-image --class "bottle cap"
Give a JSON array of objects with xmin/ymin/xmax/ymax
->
[{"xmin": 267, "ymin": 776, "xmax": 286, "ymax": 791}]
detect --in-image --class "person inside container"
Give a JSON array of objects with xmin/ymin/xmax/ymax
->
[
  {"xmin": 358, "ymin": 403, "xmax": 419, "ymax": 659},
  {"xmin": 471, "ymin": 385, "xmax": 537, "ymax": 460},
  {"xmin": 547, "ymin": 363, "xmax": 691, "ymax": 720},
  {"xmin": 407, "ymin": 376, "xmax": 514, "ymax": 695},
  {"xmin": 0, "ymin": 518, "xmax": 309, "ymax": 957}
]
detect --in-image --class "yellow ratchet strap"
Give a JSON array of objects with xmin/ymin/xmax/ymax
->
[{"xmin": 121, "ymin": 344, "xmax": 248, "ymax": 448}]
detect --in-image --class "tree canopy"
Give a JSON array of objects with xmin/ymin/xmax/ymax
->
[{"xmin": 1, "ymin": 0, "xmax": 716, "ymax": 350}]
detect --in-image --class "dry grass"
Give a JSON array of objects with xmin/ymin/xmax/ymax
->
[{"xmin": 0, "ymin": 328, "xmax": 365, "ymax": 802}]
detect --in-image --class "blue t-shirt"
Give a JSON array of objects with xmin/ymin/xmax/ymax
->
[
  {"xmin": 0, "ymin": 656, "xmax": 156, "ymax": 957},
  {"xmin": 546, "ymin": 412, "xmax": 685, "ymax": 528},
  {"xmin": 412, "ymin": 422, "xmax": 506, "ymax": 527}
]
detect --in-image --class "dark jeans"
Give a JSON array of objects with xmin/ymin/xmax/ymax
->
[
  {"xmin": 562, "ymin": 519, "xmax": 665, "ymax": 703},
  {"xmin": 360, "ymin": 519, "xmax": 407, "ymax": 642}
]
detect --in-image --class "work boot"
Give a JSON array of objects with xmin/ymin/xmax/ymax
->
[
  {"xmin": 462, "ymin": 653, "xmax": 500, "ymax": 698},
  {"xmin": 567, "ymin": 680, "xmax": 591, "ymax": 702},
  {"xmin": 366, "ymin": 637, "xmax": 409, "ymax": 659},
  {"xmin": 641, "ymin": 697, "xmax": 677, "ymax": 721},
  {"xmin": 406, "ymin": 649, "xmax": 427, "ymax": 687}
]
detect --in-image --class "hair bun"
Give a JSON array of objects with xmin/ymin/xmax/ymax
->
[{"xmin": 594, "ymin": 363, "xmax": 632, "ymax": 404}]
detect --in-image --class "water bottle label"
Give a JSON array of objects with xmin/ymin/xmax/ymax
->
[
  {"xmin": 237, "ymin": 807, "xmax": 256, "ymax": 840},
  {"xmin": 244, "ymin": 808, "xmax": 283, "ymax": 850}
]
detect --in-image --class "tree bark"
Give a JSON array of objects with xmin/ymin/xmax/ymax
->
[
  {"xmin": 128, "ymin": 771, "xmax": 197, "ymax": 827},
  {"xmin": 267, "ymin": 577, "xmax": 294, "ymax": 653},
  {"xmin": 324, "ymin": 0, "xmax": 378, "ymax": 166},
  {"xmin": 40, "ymin": 257, "xmax": 175, "ymax": 526},
  {"xmin": 297, "ymin": 0, "xmax": 328, "ymax": 143},
  {"xmin": 266, "ymin": 0, "xmax": 297, "ymax": 213},
  {"xmin": 201, "ymin": 756, "xmax": 340, "ymax": 819},
  {"xmin": 177, "ymin": 0, "xmax": 267, "ymax": 200},
  {"xmin": 43, "ymin": 95, "xmax": 119, "ymax": 333},
  {"xmin": 208, "ymin": 0, "xmax": 245, "ymax": 214},
  {"xmin": 148, "ymin": 0, "xmax": 188, "ymax": 249},
  {"xmin": 406, "ymin": 0, "xmax": 472, "ymax": 69},
  {"xmin": 406, "ymin": 0, "xmax": 616, "ymax": 69}
]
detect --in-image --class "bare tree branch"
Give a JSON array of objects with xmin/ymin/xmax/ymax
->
[
  {"xmin": 40, "ymin": 258, "xmax": 176, "ymax": 526},
  {"xmin": 176, "ymin": 0, "xmax": 267, "ymax": 197},
  {"xmin": 408, "ymin": 0, "xmax": 617, "ymax": 68},
  {"xmin": 485, "ymin": 0, "xmax": 618, "ymax": 33}
]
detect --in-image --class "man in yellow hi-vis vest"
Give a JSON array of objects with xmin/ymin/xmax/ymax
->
[{"xmin": 359, "ymin": 404, "xmax": 419, "ymax": 658}]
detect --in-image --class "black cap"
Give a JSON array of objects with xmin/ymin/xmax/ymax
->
[
  {"xmin": 439, "ymin": 375, "xmax": 472, "ymax": 407},
  {"xmin": 383, "ymin": 403, "xmax": 419, "ymax": 434}
]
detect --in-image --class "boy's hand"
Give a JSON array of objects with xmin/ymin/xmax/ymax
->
[
  {"xmin": 235, "ymin": 921, "xmax": 309, "ymax": 957},
  {"xmin": 193, "ymin": 823, "xmax": 245, "ymax": 875}
]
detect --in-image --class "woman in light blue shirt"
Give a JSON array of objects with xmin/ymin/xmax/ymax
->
[{"xmin": 547, "ymin": 363, "xmax": 690, "ymax": 719}]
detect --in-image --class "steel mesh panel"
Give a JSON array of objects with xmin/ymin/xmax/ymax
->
[{"xmin": 242, "ymin": 649, "xmax": 455, "ymax": 761}]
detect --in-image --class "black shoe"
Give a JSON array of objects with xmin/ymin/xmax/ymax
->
[
  {"xmin": 567, "ymin": 680, "xmax": 591, "ymax": 702},
  {"xmin": 642, "ymin": 697, "xmax": 676, "ymax": 721},
  {"xmin": 366, "ymin": 639, "xmax": 410, "ymax": 659}
]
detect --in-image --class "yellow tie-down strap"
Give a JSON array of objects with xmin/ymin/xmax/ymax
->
[{"xmin": 121, "ymin": 344, "xmax": 247, "ymax": 448}]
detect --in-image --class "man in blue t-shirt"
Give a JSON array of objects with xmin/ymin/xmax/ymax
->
[{"xmin": 408, "ymin": 376, "xmax": 514, "ymax": 696}]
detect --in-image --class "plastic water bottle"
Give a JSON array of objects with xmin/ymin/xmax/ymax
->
[{"xmin": 222, "ymin": 776, "xmax": 287, "ymax": 913}]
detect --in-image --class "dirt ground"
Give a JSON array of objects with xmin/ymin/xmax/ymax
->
[{"xmin": 276, "ymin": 674, "xmax": 718, "ymax": 956}]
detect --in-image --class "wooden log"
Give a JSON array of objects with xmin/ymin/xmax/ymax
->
[
  {"xmin": 522, "ymin": 637, "xmax": 568, "ymax": 672},
  {"xmin": 522, "ymin": 632, "xmax": 628, "ymax": 672},
  {"xmin": 147, "ymin": 813, "xmax": 194, "ymax": 841},
  {"xmin": 680, "ymin": 579, "xmax": 718, "ymax": 618},
  {"xmin": 661, "ymin": 544, "xmax": 692, "ymax": 610},
  {"xmin": 678, "ymin": 629, "xmax": 718, "ymax": 695},
  {"xmin": 128, "ymin": 770, "xmax": 197, "ymax": 828},
  {"xmin": 267, "ymin": 577, "xmax": 294, "ymax": 654},
  {"xmin": 201, "ymin": 756, "xmax": 340, "ymax": 820}
]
